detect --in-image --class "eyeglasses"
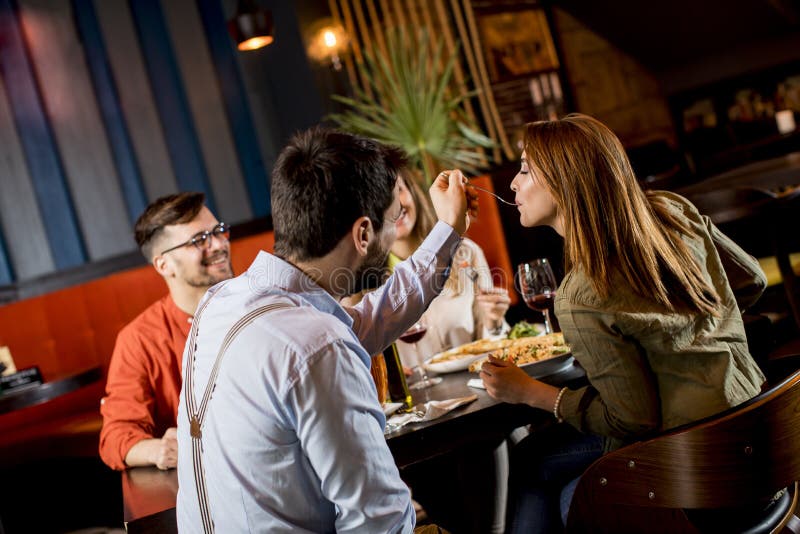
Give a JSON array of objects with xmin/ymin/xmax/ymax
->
[{"xmin": 160, "ymin": 222, "xmax": 230, "ymax": 255}]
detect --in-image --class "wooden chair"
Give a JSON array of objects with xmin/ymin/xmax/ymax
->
[
  {"xmin": 566, "ymin": 359, "xmax": 800, "ymax": 533},
  {"xmin": 682, "ymin": 186, "xmax": 800, "ymax": 329}
]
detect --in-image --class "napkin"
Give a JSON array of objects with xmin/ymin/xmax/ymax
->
[
  {"xmin": 385, "ymin": 395, "xmax": 478, "ymax": 433},
  {"xmin": 466, "ymin": 378, "xmax": 486, "ymax": 390}
]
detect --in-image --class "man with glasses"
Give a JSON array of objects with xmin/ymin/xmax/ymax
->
[{"xmin": 99, "ymin": 192, "xmax": 233, "ymax": 470}]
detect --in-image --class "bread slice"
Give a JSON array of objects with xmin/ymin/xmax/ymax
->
[{"xmin": 468, "ymin": 332, "xmax": 570, "ymax": 372}]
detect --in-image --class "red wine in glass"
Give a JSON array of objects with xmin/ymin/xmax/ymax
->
[
  {"xmin": 518, "ymin": 259, "xmax": 558, "ymax": 334},
  {"xmin": 525, "ymin": 292, "xmax": 555, "ymax": 312},
  {"xmin": 398, "ymin": 322, "xmax": 441, "ymax": 390},
  {"xmin": 399, "ymin": 326, "xmax": 427, "ymax": 344}
]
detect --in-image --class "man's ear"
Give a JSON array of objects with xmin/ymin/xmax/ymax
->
[
  {"xmin": 351, "ymin": 216, "xmax": 373, "ymax": 257},
  {"xmin": 152, "ymin": 254, "xmax": 173, "ymax": 278}
]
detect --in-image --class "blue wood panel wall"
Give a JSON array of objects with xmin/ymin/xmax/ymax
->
[
  {"xmin": 0, "ymin": 225, "xmax": 13, "ymax": 284},
  {"xmin": 0, "ymin": 0, "xmax": 323, "ymax": 285},
  {"xmin": 0, "ymin": 75, "xmax": 55, "ymax": 279},
  {"xmin": 0, "ymin": 0, "xmax": 86, "ymax": 269},
  {"xmin": 162, "ymin": 0, "xmax": 252, "ymax": 224},
  {"xmin": 19, "ymin": 0, "xmax": 135, "ymax": 260},
  {"xmin": 128, "ymin": 0, "xmax": 217, "ymax": 213},
  {"xmin": 93, "ymin": 0, "xmax": 178, "ymax": 202},
  {"xmin": 73, "ymin": 0, "xmax": 148, "ymax": 225}
]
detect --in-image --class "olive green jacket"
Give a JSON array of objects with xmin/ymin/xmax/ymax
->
[{"xmin": 556, "ymin": 191, "xmax": 767, "ymax": 451}]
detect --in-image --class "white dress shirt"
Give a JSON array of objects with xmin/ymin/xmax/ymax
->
[{"xmin": 176, "ymin": 221, "xmax": 459, "ymax": 533}]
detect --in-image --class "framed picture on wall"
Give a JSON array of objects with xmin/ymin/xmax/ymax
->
[{"xmin": 476, "ymin": 9, "xmax": 559, "ymax": 83}]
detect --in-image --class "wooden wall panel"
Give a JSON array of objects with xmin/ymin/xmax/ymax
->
[
  {"xmin": 0, "ymin": 76, "xmax": 55, "ymax": 279},
  {"xmin": 19, "ymin": 0, "xmax": 134, "ymax": 260},
  {"xmin": 93, "ymin": 0, "xmax": 178, "ymax": 202},
  {"xmin": 161, "ymin": 0, "xmax": 252, "ymax": 224},
  {"xmin": 552, "ymin": 8, "xmax": 676, "ymax": 147}
]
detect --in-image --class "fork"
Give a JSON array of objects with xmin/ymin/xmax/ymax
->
[
  {"xmin": 439, "ymin": 171, "xmax": 517, "ymax": 206},
  {"xmin": 467, "ymin": 183, "xmax": 517, "ymax": 206}
]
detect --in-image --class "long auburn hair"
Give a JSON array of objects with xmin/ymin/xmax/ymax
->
[{"xmin": 523, "ymin": 113, "xmax": 720, "ymax": 315}]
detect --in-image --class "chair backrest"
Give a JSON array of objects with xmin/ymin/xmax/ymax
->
[{"xmin": 567, "ymin": 365, "xmax": 800, "ymax": 532}]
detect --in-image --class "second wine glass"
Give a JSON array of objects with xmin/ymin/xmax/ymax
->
[
  {"xmin": 518, "ymin": 258, "xmax": 558, "ymax": 334},
  {"xmin": 398, "ymin": 320, "xmax": 441, "ymax": 390}
]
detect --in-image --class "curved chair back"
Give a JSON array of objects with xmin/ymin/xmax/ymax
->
[{"xmin": 566, "ymin": 364, "xmax": 800, "ymax": 533}]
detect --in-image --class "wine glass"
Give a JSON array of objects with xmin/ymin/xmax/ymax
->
[
  {"xmin": 517, "ymin": 259, "xmax": 558, "ymax": 334},
  {"xmin": 398, "ymin": 320, "xmax": 441, "ymax": 390}
]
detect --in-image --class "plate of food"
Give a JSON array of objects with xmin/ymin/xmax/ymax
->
[
  {"xmin": 424, "ymin": 337, "xmax": 516, "ymax": 374},
  {"xmin": 468, "ymin": 332, "xmax": 573, "ymax": 378}
]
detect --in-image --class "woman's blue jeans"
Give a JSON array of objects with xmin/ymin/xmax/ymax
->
[{"xmin": 506, "ymin": 423, "xmax": 603, "ymax": 534}]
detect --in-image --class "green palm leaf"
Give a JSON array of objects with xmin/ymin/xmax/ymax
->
[{"xmin": 328, "ymin": 27, "xmax": 494, "ymax": 186}]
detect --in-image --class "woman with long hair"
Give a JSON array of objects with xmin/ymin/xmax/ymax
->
[{"xmin": 481, "ymin": 114, "xmax": 767, "ymax": 532}]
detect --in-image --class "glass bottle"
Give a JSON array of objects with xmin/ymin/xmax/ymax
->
[{"xmin": 382, "ymin": 343, "xmax": 413, "ymax": 410}]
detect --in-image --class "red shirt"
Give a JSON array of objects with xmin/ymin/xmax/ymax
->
[{"xmin": 99, "ymin": 295, "xmax": 192, "ymax": 470}]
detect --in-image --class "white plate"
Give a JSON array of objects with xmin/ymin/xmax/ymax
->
[
  {"xmin": 424, "ymin": 352, "xmax": 487, "ymax": 374},
  {"xmin": 383, "ymin": 402, "xmax": 403, "ymax": 416}
]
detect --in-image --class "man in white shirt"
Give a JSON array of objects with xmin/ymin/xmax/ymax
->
[{"xmin": 176, "ymin": 128, "xmax": 474, "ymax": 533}]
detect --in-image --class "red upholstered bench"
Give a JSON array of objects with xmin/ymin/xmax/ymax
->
[{"xmin": 0, "ymin": 231, "xmax": 274, "ymax": 466}]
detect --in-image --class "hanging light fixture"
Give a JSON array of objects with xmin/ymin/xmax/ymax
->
[{"xmin": 228, "ymin": 0, "xmax": 274, "ymax": 51}]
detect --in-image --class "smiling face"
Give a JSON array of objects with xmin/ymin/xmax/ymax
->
[
  {"xmin": 156, "ymin": 206, "xmax": 233, "ymax": 289},
  {"xmin": 510, "ymin": 152, "xmax": 562, "ymax": 234}
]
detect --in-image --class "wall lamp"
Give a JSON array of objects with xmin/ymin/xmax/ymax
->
[
  {"xmin": 228, "ymin": 0, "xmax": 274, "ymax": 51},
  {"xmin": 306, "ymin": 19, "xmax": 348, "ymax": 70}
]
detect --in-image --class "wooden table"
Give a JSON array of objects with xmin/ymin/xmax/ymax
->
[
  {"xmin": 0, "ymin": 366, "xmax": 101, "ymax": 414},
  {"xmin": 123, "ymin": 467, "xmax": 178, "ymax": 533},
  {"xmin": 679, "ymin": 151, "xmax": 800, "ymax": 195},
  {"xmin": 122, "ymin": 360, "xmax": 586, "ymax": 531},
  {"xmin": 387, "ymin": 359, "xmax": 585, "ymax": 468}
]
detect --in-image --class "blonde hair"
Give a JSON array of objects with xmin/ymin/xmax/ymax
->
[
  {"xmin": 523, "ymin": 113, "xmax": 719, "ymax": 315},
  {"xmin": 399, "ymin": 170, "xmax": 437, "ymax": 246},
  {"xmin": 398, "ymin": 170, "xmax": 467, "ymax": 293}
]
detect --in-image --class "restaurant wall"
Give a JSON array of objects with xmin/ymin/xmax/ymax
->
[
  {"xmin": 0, "ymin": 0, "xmax": 322, "ymax": 285},
  {"xmin": 551, "ymin": 8, "xmax": 676, "ymax": 148}
]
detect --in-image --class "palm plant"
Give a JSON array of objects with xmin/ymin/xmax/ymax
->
[{"xmin": 328, "ymin": 28, "xmax": 494, "ymax": 186}]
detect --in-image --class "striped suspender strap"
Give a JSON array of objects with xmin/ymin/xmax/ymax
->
[{"xmin": 183, "ymin": 292, "xmax": 292, "ymax": 534}]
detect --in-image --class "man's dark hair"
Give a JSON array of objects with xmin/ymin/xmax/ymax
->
[
  {"xmin": 271, "ymin": 128, "xmax": 407, "ymax": 260},
  {"xmin": 134, "ymin": 192, "xmax": 205, "ymax": 259}
]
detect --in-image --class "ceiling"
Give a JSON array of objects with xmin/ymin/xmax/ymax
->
[{"xmin": 554, "ymin": 0, "xmax": 800, "ymax": 77}]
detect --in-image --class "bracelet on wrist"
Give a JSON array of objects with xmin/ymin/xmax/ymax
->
[{"xmin": 553, "ymin": 387, "xmax": 568, "ymax": 423}]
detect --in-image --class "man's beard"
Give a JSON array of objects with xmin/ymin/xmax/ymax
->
[
  {"xmin": 185, "ymin": 252, "xmax": 234, "ymax": 288},
  {"xmin": 351, "ymin": 240, "xmax": 390, "ymax": 295}
]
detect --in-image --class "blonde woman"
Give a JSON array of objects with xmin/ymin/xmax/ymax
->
[
  {"xmin": 391, "ymin": 172, "xmax": 511, "ymax": 373},
  {"xmin": 481, "ymin": 114, "xmax": 767, "ymax": 532}
]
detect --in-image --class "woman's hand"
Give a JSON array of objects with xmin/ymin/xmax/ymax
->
[
  {"xmin": 476, "ymin": 287, "xmax": 510, "ymax": 332},
  {"xmin": 480, "ymin": 356, "xmax": 559, "ymax": 410}
]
